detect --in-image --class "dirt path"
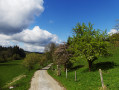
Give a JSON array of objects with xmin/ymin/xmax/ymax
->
[{"xmin": 29, "ymin": 63, "xmax": 65, "ymax": 90}]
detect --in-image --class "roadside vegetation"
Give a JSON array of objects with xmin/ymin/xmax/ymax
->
[
  {"xmin": 0, "ymin": 47, "xmax": 52, "ymax": 89},
  {"xmin": 48, "ymin": 46, "xmax": 119, "ymax": 89},
  {"xmin": 48, "ymin": 22, "xmax": 119, "ymax": 90},
  {"xmin": 0, "ymin": 55, "xmax": 49, "ymax": 90}
]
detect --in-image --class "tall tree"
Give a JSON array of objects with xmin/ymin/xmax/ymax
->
[
  {"xmin": 69, "ymin": 22, "xmax": 110, "ymax": 71},
  {"xmin": 44, "ymin": 42, "xmax": 56, "ymax": 62},
  {"xmin": 113, "ymin": 19, "xmax": 119, "ymax": 31}
]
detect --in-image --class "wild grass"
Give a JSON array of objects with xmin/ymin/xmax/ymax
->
[
  {"xmin": 48, "ymin": 47, "xmax": 119, "ymax": 90},
  {"xmin": 0, "ymin": 60, "xmax": 42, "ymax": 90}
]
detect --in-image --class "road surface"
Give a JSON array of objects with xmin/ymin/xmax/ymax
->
[{"xmin": 29, "ymin": 63, "xmax": 65, "ymax": 90}]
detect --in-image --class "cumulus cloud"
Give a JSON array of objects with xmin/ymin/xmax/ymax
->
[
  {"xmin": 12, "ymin": 26, "xmax": 59, "ymax": 46},
  {"xmin": 108, "ymin": 29, "xmax": 119, "ymax": 35},
  {"xmin": 0, "ymin": 26, "xmax": 60, "ymax": 52},
  {"xmin": 0, "ymin": 34, "xmax": 11, "ymax": 46},
  {"xmin": 0, "ymin": 34, "xmax": 10, "ymax": 40},
  {"xmin": 0, "ymin": 0, "xmax": 44, "ymax": 34},
  {"xmin": 0, "ymin": 0, "xmax": 61, "ymax": 52},
  {"xmin": 22, "ymin": 43, "xmax": 45, "ymax": 52}
]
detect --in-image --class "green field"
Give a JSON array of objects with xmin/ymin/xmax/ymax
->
[
  {"xmin": 0, "ymin": 60, "xmax": 40, "ymax": 90},
  {"xmin": 48, "ymin": 47, "xmax": 119, "ymax": 90}
]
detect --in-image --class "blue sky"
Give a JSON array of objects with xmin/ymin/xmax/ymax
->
[
  {"xmin": 31, "ymin": 0, "xmax": 119, "ymax": 41},
  {"xmin": 0, "ymin": 0, "xmax": 119, "ymax": 52}
]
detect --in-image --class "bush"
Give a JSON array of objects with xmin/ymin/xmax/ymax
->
[
  {"xmin": 12, "ymin": 54, "xmax": 21, "ymax": 60},
  {"xmin": 23, "ymin": 53, "xmax": 40, "ymax": 71}
]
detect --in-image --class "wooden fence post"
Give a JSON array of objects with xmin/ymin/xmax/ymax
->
[
  {"xmin": 57, "ymin": 65, "xmax": 59, "ymax": 76},
  {"xmin": 66, "ymin": 68, "xmax": 67, "ymax": 79},
  {"xmin": 57, "ymin": 65, "xmax": 61, "ymax": 76},
  {"xmin": 57, "ymin": 65, "xmax": 58, "ymax": 70},
  {"xmin": 99, "ymin": 69, "xmax": 104, "ymax": 88},
  {"xmin": 75, "ymin": 71, "xmax": 77, "ymax": 81}
]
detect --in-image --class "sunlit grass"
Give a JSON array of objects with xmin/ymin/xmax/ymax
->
[
  {"xmin": 0, "ymin": 60, "xmax": 40, "ymax": 90},
  {"xmin": 48, "ymin": 47, "xmax": 119, "ymax": 90}
]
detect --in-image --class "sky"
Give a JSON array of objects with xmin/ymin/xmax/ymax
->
[{"xmin": 0, "ymin": 0, "xmax": 119, "ymax": 52}]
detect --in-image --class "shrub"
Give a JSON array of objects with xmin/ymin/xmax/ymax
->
[{"xmin": 23, "ymin": 53, "xmax": 40, "ymax": 71}]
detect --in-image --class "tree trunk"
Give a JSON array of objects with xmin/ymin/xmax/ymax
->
[
  {"xmin": 57, "ymin": 65, "xmax": 61, "ymax": 76},
  {"xmin": 88, "ymin": 60, "xmax": 92, "ymax": 72},
  {"xmin": 64, "ymin": 63, "xmax": 66, "ymax": 72}
]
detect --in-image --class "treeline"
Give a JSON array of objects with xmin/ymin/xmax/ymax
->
[
  {"xmin": 108, "ymin": 33, "xmax": 119, "ymax": 47},
  {"xmin": 0, "ymin": 46, "xmax": 26, "ymax": 62}
]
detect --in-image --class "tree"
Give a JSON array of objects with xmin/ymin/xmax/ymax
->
[
  {"xmin": 108, "ymin": 33, "xmax": 119, "ymax": 47},
  {"xmin": 113, "ymin": 19, "xmax": 119, "ymax": 31},
  {"xmin": 0, "ymin": 46, "xmax": 26, "ymax": 62},
  {"xmin": 44, "ymin": 42, "xmax": 56, "ymax": 63},
  {"xmin": 68, "ymin": 22, "xmax": 110, "ymax": 71},
  {"xmin": 54, "ymin": 43, "xmax": 72, "ymax": 71},
  {"xmin": 13, "ymin": 45, "xmax": 26, "ymax": 58}
]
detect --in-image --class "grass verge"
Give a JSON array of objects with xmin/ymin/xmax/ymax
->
[{"xmin": 0, "ymin": 60, "xmax": 45, "ymax": 90}]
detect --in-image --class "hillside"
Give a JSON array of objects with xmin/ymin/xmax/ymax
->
[
  {"xmin": 0, "ymin": 60, "xmax": 41, "ymax": 90},
  {"xmin": 48, "ymin": 47, "xmax": 119, "ymax": 90}
]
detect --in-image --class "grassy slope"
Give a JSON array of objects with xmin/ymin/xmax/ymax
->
[
  {"xmin": 48, "ymin": 47, "xmax": 119, "ymax": 90},
  {"xmin": 0, "ymin": 60, "xmax": 40, "ymax": 90}
]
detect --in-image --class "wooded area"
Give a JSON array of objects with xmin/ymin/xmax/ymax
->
[{"xmin": 0, "ymin": 46, "xmax": 26, "ymax": 63}]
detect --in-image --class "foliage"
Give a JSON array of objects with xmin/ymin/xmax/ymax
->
[
  {"xmin": 113, "ymin": 19, "xmax": 119, "ymax": 31},
  {"xmin": 12, "ymin": 54, "xmax": 21, "ymax": 60},
  {"xmin": 23, "ymin": 53, "xmax": 41, "ymax": 71},
  {"xmin": 68, "ymin": 22, "xmax": 110, "ymax": 71},
  {"xmin": 54, "ymin": 43, "xmax": 73, "ymax": 71},
  {"xmin": 108, "ymin": 19, "xmax": 119, "ymax": 47},
  {"xmin": 108, "ymin": 33, "xmax": 119, "ymax": 47},
  {"xmin": 44, "ymin": 42, "xmax": 56, "ymax": 63},
  {"xmin": 0, "ymin": 46, "xmax": 26, "ymax": 62},
  {"xmin": 48, "ymin": 47, "xmax": 119, "ymax": 90}
]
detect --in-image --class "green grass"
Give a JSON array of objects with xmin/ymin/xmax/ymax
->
[
  {"xmin": 48, "ymin": 47, "xmax": 119, "ymax": 90},
  {"xmin": 0, "ymin": 60, "xmax": 41, "ymax": 90}
]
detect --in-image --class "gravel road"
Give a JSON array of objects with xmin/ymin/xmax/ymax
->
[{"xmin": 29, "ymin": 63, "xmax": 65, "ymax": 90}]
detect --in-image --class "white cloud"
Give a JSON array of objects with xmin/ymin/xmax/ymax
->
[
  {"xmin": 0, "ymin": 0, "xmax": 44, "ymax": 34},
  {"xmin": 12, "ymin": 26, "xmax": 59, "ymax": 46},
  {"xmin": 0, "ymin": 26, "xmax": 60, "ymax": 52},
  {"xmin": 108, "ymin": 29, "xmax": 119, "ymax": 35},
  {"xmin": 0, "ymin": 0, "xmax": 61, "ymax": 52},
  {"xmin": 22, "ymin": 43, "xmax": 45, "ymax": 52},
  {"xmin": 0, "ymin": 34, "xmax": 10, "ymax": 46},
  {"xmin": 0, "ymin": 34, "xmax": 10, "ymax": 40}
]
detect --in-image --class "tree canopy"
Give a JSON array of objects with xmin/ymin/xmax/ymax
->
[
  {"xmin": 54, "ymin": 43, "xmax": 72, "ymax": 71},
  {"xmin": 0, "ymin": 46, "xmax": 26, "ymax": 62},
  {"xmin": 68, "ymin": 22, "xmax": 110, "ymax": 71}
]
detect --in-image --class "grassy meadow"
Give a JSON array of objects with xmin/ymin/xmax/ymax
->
[
  {"xmin": 48, "ymin": 47, "xmax": 119, "ymax": 90},
  {"xmin": 0, "ymin": 60, "xmax": 41, "ymax": 90}
]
